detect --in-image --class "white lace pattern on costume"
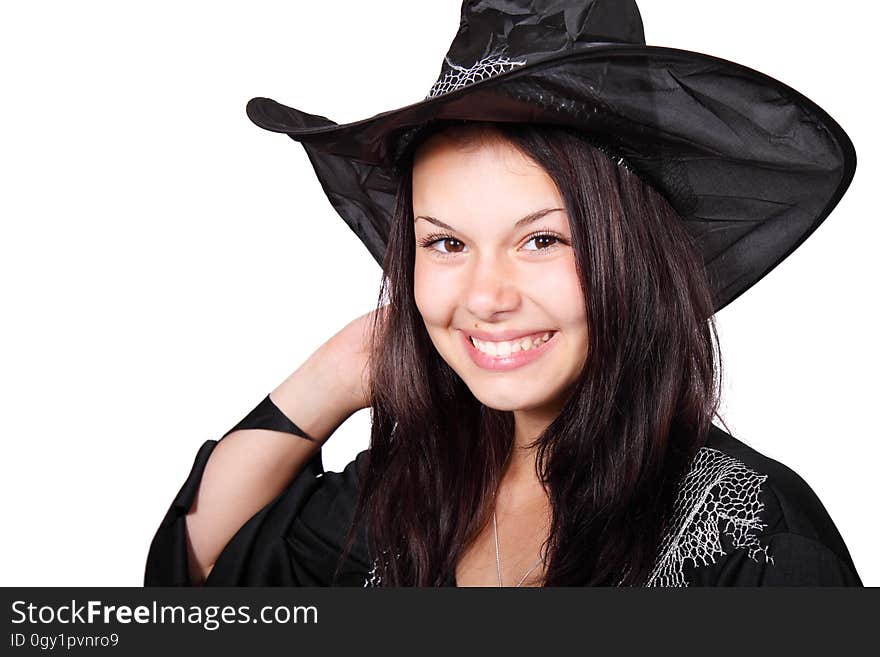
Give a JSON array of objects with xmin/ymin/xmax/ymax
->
[
  {"xmin": 427, "ymin": 53, "xmax": 527, "ymax": 98},
  {"xmin": 363, "ymin": 548, "xmax": 398, "ymax": 588},
  {"xmin": 364, "ymin": 447, "xmax": 775, "ymax": 587},
  {"xmin": 363, "ymin": 561, "xmax": 382, "ymax": 587},
  {"xmin": 644, "ymin": 447, "xmax": 775, "ymax": 587}
]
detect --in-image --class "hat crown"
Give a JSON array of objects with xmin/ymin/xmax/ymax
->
[{"xmin": 428, "ymin": 0, "xmax": 645, "ymax": 98}]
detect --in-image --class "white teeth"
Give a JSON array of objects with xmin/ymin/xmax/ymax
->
[{"xmin": 470, "ymin": 331, "xmax": 554, "ymax": 357}]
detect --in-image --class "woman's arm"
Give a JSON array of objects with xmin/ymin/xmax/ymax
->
[{"xmin": 184, "ymin": 311, "xmax": 378, "ymax": 585}]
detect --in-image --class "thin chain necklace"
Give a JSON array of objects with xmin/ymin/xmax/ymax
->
[{"xmin": 492, "ymin": 510, "xmax": 544, "ymax": 587}]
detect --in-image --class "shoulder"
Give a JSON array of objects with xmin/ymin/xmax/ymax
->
[
  {"xmin": 298, "ymin": 448, "xmax": 369, "ymax": 525},
  {"xmin": 645, "ymin": 424, "xmax": 862, "ymax": 587},
  {"xmin": 289, "ymin": 447, "xmax": 370, "ymax": 550}
]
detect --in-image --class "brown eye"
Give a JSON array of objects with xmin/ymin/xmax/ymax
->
[
  {"xmin": 522, "ymin": 234, "xmax": 562, "ymax": 251},
  {"xmin": 440, "ymin": 238, "xmax": 465, "ymax": 253},
  {"xmin": 417, "ymin": 233, "xmax": 468, "ymax": 256}
]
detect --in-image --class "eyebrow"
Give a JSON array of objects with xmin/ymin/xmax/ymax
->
[{"xmin": 414, "ymin": 207, "xmax": 565, "ymax": 232}]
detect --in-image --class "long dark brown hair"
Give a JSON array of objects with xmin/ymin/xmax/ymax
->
[{"xmin": 335, "ymin": 119, "xmax": 723, "ymax": 586}]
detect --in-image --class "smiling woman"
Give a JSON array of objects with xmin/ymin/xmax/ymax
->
[
  {"xmin": 353, "ymin": 119, "xmax": 727, "ymax": 587},
  {"xmin": 145, "ymin": 0, "xmax": 863, "ymax": 588}
]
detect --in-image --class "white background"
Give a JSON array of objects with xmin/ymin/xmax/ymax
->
[{"xmin": 1, "ymin": 1, "xmax": 876, "ymax": 586}]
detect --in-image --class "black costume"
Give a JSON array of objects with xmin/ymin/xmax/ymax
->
[
  {"xmin": 145, "ymin": 0, "xmax": 861, "ymax": 587},
  {"xmin": 144, "ymin": 395, "xmax": 862, "ymax": 587}
]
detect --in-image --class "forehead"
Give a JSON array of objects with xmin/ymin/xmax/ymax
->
[{"xmin": 411, "ymin": 130, "xmax": 563, "ymax": 227}]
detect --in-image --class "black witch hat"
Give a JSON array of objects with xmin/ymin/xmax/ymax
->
[{"xmin": 246, "ymin": 0, "xmax": 855, "ymax": 312}]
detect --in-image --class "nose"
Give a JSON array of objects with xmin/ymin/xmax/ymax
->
[{"xmin": 463, "ymin": 253, "xmax": 521, "ymax": 320}]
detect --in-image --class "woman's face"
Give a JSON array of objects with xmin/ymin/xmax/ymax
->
[{"xmin": 412, "ymin": 130, "xmax": 589, "ymax": 415}]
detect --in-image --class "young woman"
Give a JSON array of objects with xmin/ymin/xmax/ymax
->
[{"xmin": 145, "ymin": 0, "xmax": 862, "ymax": 586}]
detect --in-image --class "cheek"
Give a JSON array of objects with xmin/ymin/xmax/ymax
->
[
  {"xmin": 545, "ymin": 263, "xmax": 590, "ymax": 368},
  {"xmin": 541, "ymin": 258, "xmax": 588, "ymax": 326},
  {"xmin": 413, "ymin": 258, "xmax": 455, "ymax": 326}
]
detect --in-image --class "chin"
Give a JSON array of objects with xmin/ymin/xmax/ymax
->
[{"xmin": 466, "ymin": 381, "xmax": 564, "ymax": 413}]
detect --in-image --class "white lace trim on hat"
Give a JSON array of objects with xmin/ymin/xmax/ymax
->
[
  {"xmin": 427, "ymin": 53, "xmax": 527, "ymax": 99},
  {"xmin": 363, "ymin": 446, "xmax": 775, "ymax": 587}
]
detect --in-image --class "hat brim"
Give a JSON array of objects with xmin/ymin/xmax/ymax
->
[{"xmin": 246, "ymin": 44, "xmax": 855, "ymax": 313}]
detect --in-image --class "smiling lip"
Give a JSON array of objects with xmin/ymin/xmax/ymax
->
[{"xmin": 461, "ymin": 329, "xmax": 558, "ymax": 372}]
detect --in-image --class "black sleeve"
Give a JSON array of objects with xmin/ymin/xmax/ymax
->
[
  {"xmin": 701, "ymin": 532, "xmax": 863, "ymax": 586},
  {"xmin": 144, "ymin": 395, "xmax": 372, "ymax": 587}
]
